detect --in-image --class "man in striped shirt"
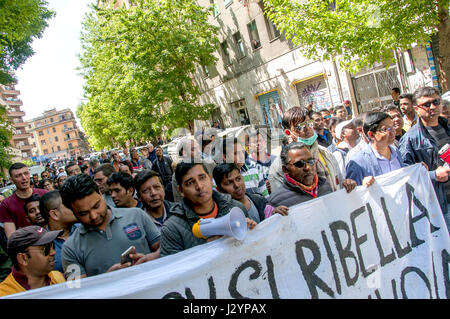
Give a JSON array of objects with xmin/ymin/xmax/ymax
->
[{"xmin": 245, "ymin": 129, "xmax": 276, "ymax": 195}]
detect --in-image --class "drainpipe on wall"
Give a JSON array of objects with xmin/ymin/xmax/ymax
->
[
  {"xmin": 393, "ymin": 48, "xmax": 407, "ymax": 93},
  {"xmin": 332, "ymin": 59, "xmax": 344, "ymax": 104},
  {"xmin": 345, "ymin": 70, "xmax": 359, "ymax": 116}
]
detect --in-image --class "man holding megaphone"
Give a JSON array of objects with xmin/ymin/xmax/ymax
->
[{"xmin": 160, "ymin": 162, "xmax": 257, "ymax": 257}]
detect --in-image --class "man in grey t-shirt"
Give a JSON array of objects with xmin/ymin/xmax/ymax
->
[{"xmin": 59, "ymin": 174, "xmax": 160, "ymax": 278}]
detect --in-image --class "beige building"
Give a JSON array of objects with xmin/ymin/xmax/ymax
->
[
  {"xmin": 194, "ymin": 0, "xmax": 440, "ymax": 129},
  {"xmin": 0, "ymin": 83, "xmax": 32, "ymax": 161},
  {"xmin": 28, "ymin": 108, "xmax": 84, "ymax": 161},
  {"xmin": 193, "ymin": 0, "xmax": 356, "ymax": 130}
]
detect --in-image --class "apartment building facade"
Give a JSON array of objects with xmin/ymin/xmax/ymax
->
[
  {"xmin": 193, "ymin": 0, "xmax": 356, "ymax": 130},
  {"xmin": 0, "ymin": 84, "xmax": 32, "ymax": 161},
  {"xmin": 194, "ymin": 0, "xmax": 440, "ymax": 129},
  {"xmin": 27, "ymin": 108, "xmax": 84, "ymax": 161}
]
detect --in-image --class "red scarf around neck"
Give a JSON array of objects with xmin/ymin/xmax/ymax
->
[{"xmin": 285, "ymin": 173, "xmax": 319, "ymax": 198}]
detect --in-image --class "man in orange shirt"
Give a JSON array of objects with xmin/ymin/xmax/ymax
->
[{"xmin": 0, "ymin": 226, "xmax": 65, "ymax": 297}]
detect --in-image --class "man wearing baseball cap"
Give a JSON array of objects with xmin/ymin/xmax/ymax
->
[{"xmin": 0, "ymin": 226, "xmax": 66, "ymax": 297}]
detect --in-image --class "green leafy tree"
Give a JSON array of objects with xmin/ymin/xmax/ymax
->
[
  {"xmin": 263, "ymin": 0, "xmax": 449, "ymax": 90},
  {"xmin": 78, "ymin": 0, "xmax": 219, "ymax": 149},
  {"xmin": 0, "ymin": 0, "xmax": 55, "ymax": 84}
]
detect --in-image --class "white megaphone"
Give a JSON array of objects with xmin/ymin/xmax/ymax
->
[{"xmin": 192, "ymin": 207, "xmax": 247, "ymax": 240}]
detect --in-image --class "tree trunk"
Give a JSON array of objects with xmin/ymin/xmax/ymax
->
[{"xmin": 437, "ymin": 0, "xmax": 449, "ymax": 91}]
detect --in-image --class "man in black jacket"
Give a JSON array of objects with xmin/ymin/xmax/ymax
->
[
  {"xmin": 399, "ymin": 86, "xmax": 450, "ymax": 231},
  {"xmin": 152, "ymin": 146, "xmax": 174, "ymax": 201},
  {"xmin": 268, "ymin": 142, "xmax": 356, "ymax": 208},
  {"xmin": 213, "ymin": 163, "xmax": 288, "ymax": 221},
  {"xmin": 160, "ymin": 162, "xmax": 256, "ymax": 257}
]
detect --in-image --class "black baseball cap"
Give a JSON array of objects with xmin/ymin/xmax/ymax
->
[{"xmin": 7, "ymin": 226, "xmax": 63, "ymax": 255}]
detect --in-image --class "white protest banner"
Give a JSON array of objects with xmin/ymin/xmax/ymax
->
[{"xmin": 3, "ymin": 164, "xmax": 449, "ymax": 299}]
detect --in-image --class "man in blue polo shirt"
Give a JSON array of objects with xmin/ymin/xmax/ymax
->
[{"xmin": 59, "ymin": 174, "xmax": 160, "ymax": 278}]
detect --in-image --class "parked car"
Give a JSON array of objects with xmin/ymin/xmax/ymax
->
[{"xmin": 0, "ymin": 184, "xmax": 16, "ymax": 198}]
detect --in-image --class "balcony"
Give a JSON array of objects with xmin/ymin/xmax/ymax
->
[
  {"xmin": 4, "ymin": 99, "xmax": 23, "ymax": 106},
  {"xmin": 63, "ymin": 127, "xmax": 76, "ymax": 132},
  {"xmin": 35, "ymin": 117, "xmax": 75, "ymax": 129},
  {"xmin": 19, "ymin": 144, "xmax": 33, "ymax": 151},
  {"xmin": 7, "ymin": 111, "xmax": 26, "ymax": 117},
  {"xmin": 0, "ymin": 86, "xmax": 20, "ymax": 95},
  {"xmin": 13, "ymin": 133, "xmax": 32, "ymax": 140},
  {"xmin": 13, "ymin": 121, "xmax": 27, "ymax": 128},
  {"xmin": 65, "ymin": 136, "xmax": 80, "ymax": 141}
]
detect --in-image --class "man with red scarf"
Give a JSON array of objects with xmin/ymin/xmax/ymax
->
[{"xmin": 268, "ymin": 142, "xmax": 356, "ymax": 208}]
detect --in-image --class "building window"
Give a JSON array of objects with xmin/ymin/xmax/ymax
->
[
  {"xmin": 221, "ymin": 41, "xmax": 232, "ymax": 66},
  {"xmin": 57, "ymin": 146, "xmax": 61, "ymax": 151},
  {"xmin": 202, "ymin": 65, "xmax": 210, "ymax": 78},
  {"xmin": 231, "ymin": 99, "xmax": 250, "ymax": 126},
  {"xmin": 46, "ymin": 128, "xmax": 50, "ymax": 134},
  {"xmin": 233, "ymin": 32, "xmax": 246, "ymax": 58},
  {"xmin": 210, "ymin": 0, "xmax": 219, "ymax": 17},
  {"xmin": 49, "ymin": 137, "xmax": 52, "ymax": 143},
  {"xmin": 44, "ymin": 149, "xmax": 48, "ymax": 155},
  {"xmin": 68, "ymin": 143, "xmax": 73, "ymax": 149},
  {"xmin": 41, "ymin": 140, "xmax": 46, "ymax": 145},
  {"xmin": 38, "ymin": 131, "xmax": 44, "ymax": 136},
  {"xmin": 264, "ymin": 15, "xmax": 280, "ymax": 41},
  {"xmin": 55, "ymin": 136, "xmax": 58, "ymax": 142},
  {"xmin": 50, "ymin": 117, "xmax": 54, "ymax": 123},
  {"xmin": 52, "ymin": 127, "xmax": 56, "ymax": 133},
  {"xmin": 248, "ymin": 20, "xmax": 261, "ymax": 50}
]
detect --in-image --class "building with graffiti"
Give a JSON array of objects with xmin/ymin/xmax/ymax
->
[{"xmin": 193, "ymin": 0, "xmax": 441, "ymax": 130}]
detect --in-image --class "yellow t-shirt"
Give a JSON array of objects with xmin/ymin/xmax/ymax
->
[{"xmin": 0, "ymin": 270, "xmax": 65, "ymax": 297}]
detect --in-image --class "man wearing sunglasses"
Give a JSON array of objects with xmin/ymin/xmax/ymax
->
[
  {"xmin": 268, "ymin": 142, "xmax": 356, "ymax": 208},
  {"xmin": 0, "ymin": 226, "xmax": 65, "ymax": 297},
  {"xmin": 268, "ymin": 106, "xmax": 342, "ymax": 195},
  {"xmin": 320, "ymin": 109, "xmax": 332, "ymax": 130},
  {"xmin": 398, "ymin": 87, "xmax": 450, "ymax": 231}
]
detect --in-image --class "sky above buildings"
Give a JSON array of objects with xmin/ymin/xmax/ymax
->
[{"xmin": 15, "ymin": 0, "xmax": 95, "ymax": 128}]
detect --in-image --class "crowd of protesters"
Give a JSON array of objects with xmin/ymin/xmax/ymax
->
[{"xmin": 0, "ymin": 86, "xmax": 449, "ymax": 297}]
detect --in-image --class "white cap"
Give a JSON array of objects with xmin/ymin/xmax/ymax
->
[
  {"xmin": 57, "ymin": 172, "xmax": 67, "ymax": 179},
  {"xmin": 335, "ymin": 119, "xmax": 353, "ymax": 139}
]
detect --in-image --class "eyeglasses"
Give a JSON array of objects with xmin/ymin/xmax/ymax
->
[
  {"xmin": 296, "ymin": 120, "xmax": 314, "ymax": 132},
  {"xmin": 323, "ymin": 115, "xmax": 332, "ymax": 119},
  {"xmin": 25, "ymin": 242, "xmax": 54, "ymax": 256},
  {"xmin": 416, "ymin": 98, "xmax": 440, "ymax": 110},
  {"xmin": 289, "ymin": 158, "xmax": 317, "ymax": 168},
  {"xmin": 376, "ymin": 126, "xmax": 394, "ymax": 133}
]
